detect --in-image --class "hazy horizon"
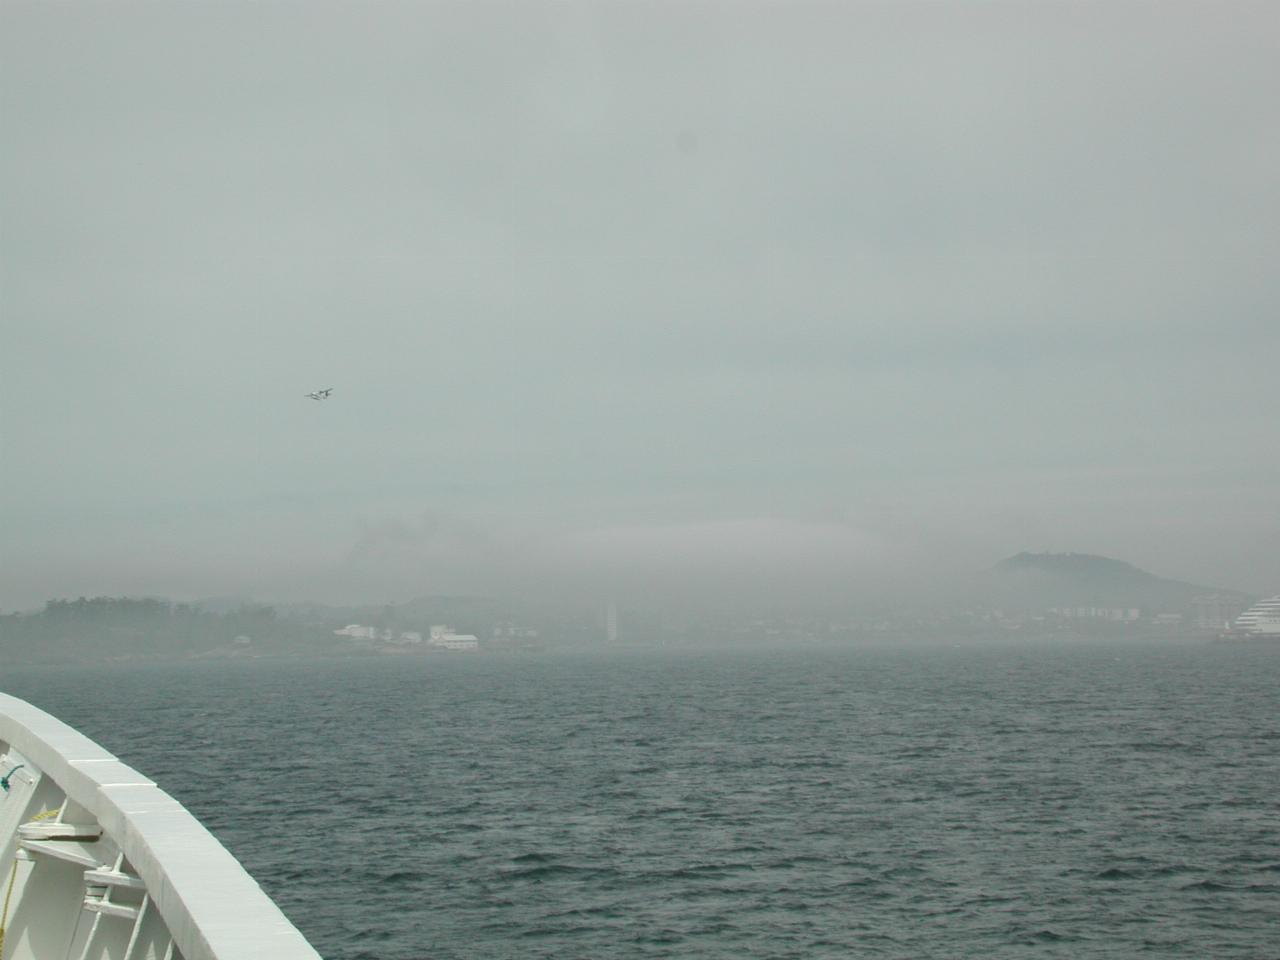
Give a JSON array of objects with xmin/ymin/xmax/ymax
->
[{"xmin": 4, "ymin": 1, "xmax": 1278, "ymax": 612}]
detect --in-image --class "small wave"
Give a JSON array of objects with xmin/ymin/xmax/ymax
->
[
  {"xmin": 1095, "ymin": 867, "xmax": 1138, "ymax": 880},
  {"xmin": 444, "ymin": 852, "xmax": 483, "ymax": 868},
  {"xmin": 378, "ymin": 870, "xmax": 425, "ymax": 885},
  {"xmin": 1149, "ymin": 862, "xmax": 1197, "ymax": 876},
  {"xmin": 1124, "ymin": 740, "xmax": 1196, "ymax": 752},
  {"xmin": 1179, "ymin": 878, "xmax": 1234, "ymax": 892},
  {"xmin": 507, "ymin": 863, "xmax": 615, "ymax": 882},
  {"xmin": 626, "ymin": 930, "xmax": 683, "ymax": 945},
  {"xmin": 543, "ymin": 904, "xmax": 625, "ymax": 921},
  {"xmin": 1016, "ymin": 927, "xmax": 1078, "ymax": 944},
  {"xmin": 651, "ymin": 862, "xmax": 756, "ymax": 880},
  {"xmin": 766, "ymin": 854, "xmax": 829, "ymax": 867},
  {"xmin": 836, "ymin": 876, "xmax": 882, "ymax": 890},
  {"xmin": 510, "ymin": 852, "xmax": 553, "ymax": 864},
  {"xmin": 881, "ymin": 863, "xmax": 927, "ymax": 878},
  {"xmin": 517, "ymin": 924, "xmax": 596, "ymax": 939}
]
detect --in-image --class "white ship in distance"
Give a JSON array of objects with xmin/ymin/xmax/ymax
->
[{"xmin": 1232, "ymin": 595, "xmax": 1280, "ymax": 635}]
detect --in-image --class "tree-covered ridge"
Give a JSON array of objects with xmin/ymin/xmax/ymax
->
[{"xmin": 0, "ymin": 596, "xmax": 307, "ymax": 662}]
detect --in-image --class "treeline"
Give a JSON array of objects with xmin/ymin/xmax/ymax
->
[{"xmin": 0, "ymin": 597, "xmax": 317, "ymax": 663}]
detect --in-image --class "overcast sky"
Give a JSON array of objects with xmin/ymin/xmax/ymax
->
[{"xmin": 2, "ymin": 1, "xmax": 1277, "ymax": 611}]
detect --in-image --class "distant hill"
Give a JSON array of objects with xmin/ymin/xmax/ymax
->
[
  {"xmin": 981, "ymin": 552, "xmax": 1249, "ymax": 612},
  {"xmin": 193, "ymin": 595, "xmax": 259, "ymax": 615}
]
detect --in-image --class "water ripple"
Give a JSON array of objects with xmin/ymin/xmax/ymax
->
[{"xmin": 5, "ymin": 639, "xmax": 1279, "ymax": 958}]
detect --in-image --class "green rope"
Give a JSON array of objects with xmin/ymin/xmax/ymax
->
[{"xmin": 0, "ymin": 767, "xmax": 23, "ymax": 793}]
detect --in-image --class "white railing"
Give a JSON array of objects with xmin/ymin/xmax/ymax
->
[{"xmin": 0, "ymin": 693, "xmax": 321, "ymax": 960}]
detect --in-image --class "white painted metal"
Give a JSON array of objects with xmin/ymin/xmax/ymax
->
[
  {"xmin": 0, "ymin": 693, "xmax": 322, "ymax": 960},
  {"xmin": 83, "ymin": 868, "xmax": 147, "ymax": 891},
  {"xmin": 18, "ymin": 821, "xmax": 101, "ymax": 841}
]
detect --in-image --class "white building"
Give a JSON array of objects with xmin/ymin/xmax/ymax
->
[
  {"xmin": 334, "ymin": 624, "xmax": 377, "ymax": 639},
  {"xmin": 433, "ymin": 633, "xmax": 479, "ymax": 651},
  {"xmin": 1049, "ymin": 607, "xmax": 1140, "ymax": 621},
  {"xmin": 428, "ymin": 625, "xmax": 479, "ymax": 650}
]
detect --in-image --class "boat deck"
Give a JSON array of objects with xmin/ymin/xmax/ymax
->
[{"xmin": 0, "ymin": 693, "xmax": 321, "ymax": 960}]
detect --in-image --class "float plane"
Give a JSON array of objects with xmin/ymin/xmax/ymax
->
[{"xmin": 305, "ymin": 388, "xmax": 334, "ymax": 400}]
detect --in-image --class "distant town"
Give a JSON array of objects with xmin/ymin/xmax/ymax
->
[{"xmin": 1, "ymin": 553, "xmax": 1276, "ymax": 664}]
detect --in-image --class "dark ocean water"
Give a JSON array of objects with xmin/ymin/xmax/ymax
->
[{"xmin": 3, "ymin": 639, "xmax": 1278, "ymax": 959}]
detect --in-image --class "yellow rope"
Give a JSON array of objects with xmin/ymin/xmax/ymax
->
[
  {"xmin": 0, "ymin": 856, "xmax": 19, "ymax": 958},
  {"xmin": 0, "ymin": 809, "xmax": 61, "ymax": 955}
]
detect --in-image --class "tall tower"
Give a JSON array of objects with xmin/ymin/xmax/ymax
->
[{"xmin": 606, "ymin": 601, "xmax": 618, "ymax": 645}]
